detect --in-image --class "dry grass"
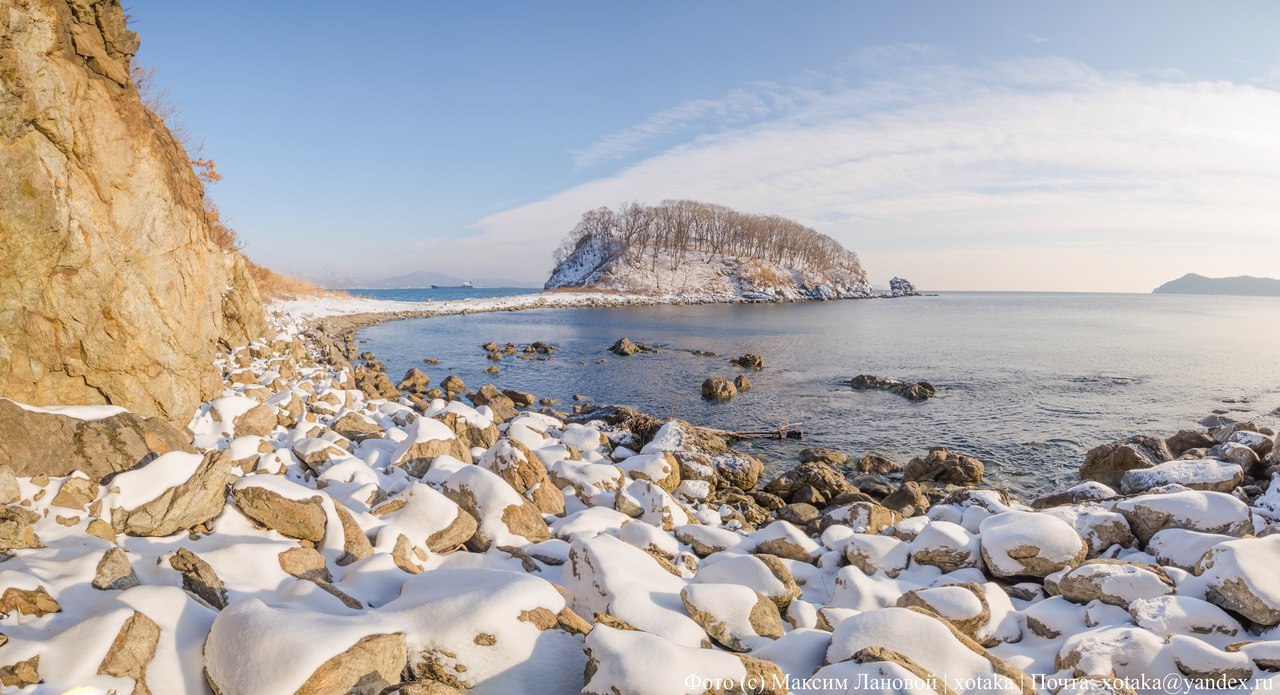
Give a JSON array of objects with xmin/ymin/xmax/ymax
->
[{"xmin": 244, "ymin": 257, "xmax": 344, "ymax": 300}]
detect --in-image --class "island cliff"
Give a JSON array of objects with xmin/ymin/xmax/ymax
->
[
  {"xmin": 0, "ymin": 0, "xmax": 264, "ymax": 420},
  {"xmin": 545, "ymin": 200, "xmax": 874, "ymax": 301}
]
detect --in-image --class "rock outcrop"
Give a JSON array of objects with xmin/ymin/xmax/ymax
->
[{"xmin": 0, "ymin": 0, "xmax": 264, "ymax": 420}]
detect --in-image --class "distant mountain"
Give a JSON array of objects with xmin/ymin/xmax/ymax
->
[
  {"xmin": 1153, "ymin": 273, "xmax": 1280, "ymax": 297},
  {"xmin": 307, "ymin": 268, "xmax": 538, "ymax": 289}
]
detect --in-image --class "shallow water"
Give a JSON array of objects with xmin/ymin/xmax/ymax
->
[{"xmin": 356, "ymin": 292, "xmax": 1280, "ymax": 496}]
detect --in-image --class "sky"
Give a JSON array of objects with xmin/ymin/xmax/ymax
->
[{"xmin": 128, "ymin": 1, "xmax": 1280, "ymax": 291}]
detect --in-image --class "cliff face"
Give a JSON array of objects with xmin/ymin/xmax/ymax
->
[
  {"xmin": 546, "ymin": 246, "xmax": 874, "ymax": 301},
  {"xmin": 0, "ymin": 0, "xmax": 264, "ymax": 419}
]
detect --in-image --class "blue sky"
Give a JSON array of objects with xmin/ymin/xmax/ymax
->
[{"xmin": 130, "ymin": 1, "xmax": 1280, "ymax": 290}]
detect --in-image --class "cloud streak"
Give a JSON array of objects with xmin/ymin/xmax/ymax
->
[{"xmin": 448, "ymin": 55, "xmax": 1280, "ymax": 291}]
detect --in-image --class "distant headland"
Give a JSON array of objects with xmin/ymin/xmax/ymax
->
[{"xmin": 1153, "ymin": 273, "xmax": 1280, "ymax": 297}]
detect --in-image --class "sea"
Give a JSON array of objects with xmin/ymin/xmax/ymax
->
[{"xmin": 351, "ymin": 289, "xmax": 1280, "ymax": 497}]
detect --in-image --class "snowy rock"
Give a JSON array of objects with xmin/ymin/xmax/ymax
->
[
  {"xmin": 896, "ymin": 584, "xmax": 990, "ymax": 638},
  {"xmin": 696, "ymin": 554, "xmax": 801, "ymax": 610},
  {"xmin": 749, "ymin": 520, "xmax": 822, "ymax": 562},
  {"xmin": 1113, "ymin": 490, "xmax": 1252, "ymax": 544},
  {"xmin": 108, "ymin": 451, "xmax": 234, "ymax": 537},
  {"xmin": 641, "ymin": 420, "xmax": 764, "ymax": 490},
  {"xmin": 479, "ymin": 438, "xmax": 565, "ymax": 515},
  {"xmin": 843, "ymin": 534, "xmax": 911, "ymax": 577},
  {"xmin": 392, "ymin": 417, "xmax": 471, "ymax": 475},
  {"xmin": 372, "ymin": 483, "xmax": 478, "ymax": 554},
  {"xmin": 231, "ymin": 476, "xmax": 328, "ymax": 542},
  {"xmin": 1080, "ymin": 435, "xmax": 1173, "ymax": 488},
  {"xmin": 1056, "ymin": 626, "xmax": 1174, "ymax": 680},
  {"xmin": 825, "ymin": 501, "xmax": 903, "ymax": 535},
  {"xmin": 563, "ymin": 534, "xmax": 707, "ymax": 647},
  {"xmin": 582, "ymin": 625, "xmax": 765, "ymax": 695},
  {"xmin": 1169, "ymin": 634, "xmax": 1254, "ymax": 686},
  {"xmin": 441, "ymin": 465, "xmax": 550, "ymax": 550},
  {"xmin": 616, "ymin": 451, "xmax": 681, "ymax": 492},
  {"xmin": 1129, "ymin": 595, "xmax": 1243, "ymax": 648},
  {"xmin": 1146, "ymin": 528, "xmax": 1232, "ymax": 571},
  {"xmin": 910, "ymin": 520, "xmax": 982, "ymax": 573},
  {"xmin": 1039, "ymin": 504, "xmax": 1134, "ymax": 556},
  {"xmin": 169, "ymin": 547, "xmax": 228, "ymax": 610},
  {"xmin": 549, "ymin": 458, "xmax": 625, "ymax": 505},
  {"xmin": 1055, "ymin": 560, "xmax": 1174, "ymax": 607},
  {"xmin": 1119, "ymin": 458, "xmax": 1242, "ymax": 494},
  {"xmin": 680, "ymin": 583, "xmax": 784, "ymax": 651},
  {"xmin": 1031, "ymin": 482, "xmax": 1117, "ymax": 510},
  {"xmin": 826, "ymin": 607, "xmax": 1032, "ymax": 694},
  {"xmin": 1197, "ymin": 535, "xmax": 1280, "ymax": 625},
  {"xmin": 675, "ymin": 524, "xmax": 744, "ymax": 556},
  {"xmin": 979, "ymin": 511, "xmax": 1086, "ymax": 578}
]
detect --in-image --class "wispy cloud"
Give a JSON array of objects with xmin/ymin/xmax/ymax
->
[
  {"xmin": 1026, "ymin": 33, "xmax": 1052, "ymax": 45},
  {"xmin": 446, "ymin": 54, "xmax": 1280, "ymax": 291}
]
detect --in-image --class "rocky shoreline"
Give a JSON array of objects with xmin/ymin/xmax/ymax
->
[{"xmin": 0, "ymin": 301, "xmax": 1278, "ymax": 693}]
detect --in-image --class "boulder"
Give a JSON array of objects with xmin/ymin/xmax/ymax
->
[
  {"xmin": 1031, "ymin": 482, "xmax": 1116, "ymax": 510},
  {"xmin": 1113, "ymin": 490, "xmax": 1252, "ymax": 544},
  {"xmin": 681, "ymin": 583, "xmax": 784, "ymax": 651},
  {"xmin": 733, "ymin": 375, "xmax": 752, "ymax": 392},
  {"xmin": 391, "ymin": 417, "xmax": 472, "ymax": 475},
  {"xmin": 233, "ymin": 404, "xmax": 278, "ymax": 437},
  {"xmin": 169, "ymin": 547, "xmax": 227, "ymax": 610},
  {"xmin": 730, "ymin": 354, "xmax": 764, "ymax": 370},
  {"xmin": 0, "ymin": 507, "xmax": 43, "ymax": 550},
  {"xmin": 849, "ymin": 375, "xmax": 936, "ymax": 401},
  {"xmin": 50, "ymin": 476, "xmax": 99, "ymax": 509},
  {"xmin": 904, "ymin": 447, "xmax": 984, "ymax": 486},
  {"xmin": 609, "ymin": 338, "xmax": 641, "ymax": 356},
  {"xmin": 896, "ymin": 584, "xmax": 990, "ymax": 638},
  {"xmin": 98, "ymin": 611, "xmax": 161, "ymax": 692},
  {"xmin": 501, "ymin": 389, "xmax": 536, "ymax": 407},
  {"xmin": 979, "ymin": 511, "xmax": 1087, "ymax": 579},
  {"xmin": 1118, "ymin": 458, "xmax": 1242, "ymax": 495},
  {"xmin": 1080, "ymin": 435, "xmax": 1172, "ymax": 488},
  {"xmin": 110, "ymin": 451, "xmax": 234, "ymax": 537},
  {"xmin": 230, "ymin": 478, "xmax": 328, "ymax": 542},
  {"xmin": 440, "ymin": 374, "xmax": 465, "ymax": 395},
  {"xmin": 0, "ymin": 399, "xmax": 193, "ymax": 480},
  {"xmin": 441, "ymin": 465, "xmax": 550, "ymax": 550},
  {"xmin": 855, "ymin": 453, "xmax": 903, "ymax": 475},
  {"xmin": 1055, "ymin": 560, "xmax": 1174, "ymax": 607},
  {"xmin": 396, "ymin": 368, "xmax": 431, "ymax": 393},
  {"xmin": 799, "ymin": 447, "xmax": 852, "ymax": 467},
  {"xmin": 468, "ymin": 384, "xmax": 518, "ymax": 422},
  {"xmin": 1167, "ymin": 429, "xmax": 1217, "ymax": 458},
  {"xmin": 93, "ymin": 547, "xmax": 140, "ymax": 590},
  {"xmin": 910, "ymin": 520, "xmax": 981, "ymax": 573},
  {"xmin": 764, "ymin": 460, "xmax": 856, "ymax": 502},
  {"xmin": 701, "ymin": 376, "xmax": 737, "ymax": 401},
  {"xmin": 478, "ymin": 438, "xmax": 565, "ymax": 515},
  {"xmin": 331, "ymin": 411, "xmax": 382, "ymax": 442},
  {"xmin": 1198, "ymin": 535, "xmax": 1280, "ymax": 625},
  {"xmin": 641, "ymin": 420, "xmax": 764, "ymax": 490},
  {"xmin": 0, "ymin": 0, "xmax": 264, "ymax": 420},
  {"xmin": 1169, "ymin": 635, "xmax": 1253, "ymax": 686}
]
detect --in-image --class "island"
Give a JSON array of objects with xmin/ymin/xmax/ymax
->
[{"xmin": 1153, "ymin": 273, "xmax": 1280, "ymax": 297}]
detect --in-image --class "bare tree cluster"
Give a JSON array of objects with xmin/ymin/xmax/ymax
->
[{"xmin": 553, "ymin": 200, "xmax": 865, "ymax": 278}]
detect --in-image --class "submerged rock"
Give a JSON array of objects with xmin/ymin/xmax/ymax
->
[
  {"xmin": 701, "ymin": 376, "xmax": 737, "ymax": 401},
  {"xmin": 849, "ymin": 374, "xmax": 936, "ymax": 401},
  {"xmin": 730, "ymin": 354, "xmax": 764, "ymax": 370}
]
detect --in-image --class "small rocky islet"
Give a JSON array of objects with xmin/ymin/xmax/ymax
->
[{"xmin": 1, "ymin": 306, "xmax": 1279, "ymax": 693}]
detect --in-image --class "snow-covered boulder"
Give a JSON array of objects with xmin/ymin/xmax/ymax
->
[
  {"xmin": 371, "ymin": 483, "xmax": 477, "ymax": 555},
  {"xmin": 695, "ymin": 554, "xmax": 800, "ymax": 610},
  {"xmin": 1146, "ymin": 528, "xmax": 1232, "ymax": 571},
  {"xmin": 978, "ymin": 511, "xmax": 1086, "ymax": 578},
  {"xmin": 910, "ymin": 520, "xmax": 982, "ymax": 573},
  {"xmin": 825, "ymin": 607, "xmax": 1032, "ymax": 694},
  {"xmin": 1113, "ymin": 490, "xmax": 1252, "ymax": 544},
  {"xmin": 1129, "ymin": 595, "xmax": 1243, "ymax": 649},
  {"xmin": 1118, "ymin": 458, "xmax": 1242, "ymax": 495},
  {"xmin": 680, "ymin": 583, "xmax": 784, "ymax": 651},
  {"xmin": 1197, "ymin": 535, "xmax": 1280, "ymax": 625},
  {"xmin": 582, "ymin": 625, "xmax": 783, "ymax": 695},
  {"xmin": 440, "ymin": 465, "xmax": 550, "ymax": 550},
  {"xmin": 895, "ymin": 584, "xmax": 990, "ymax": 637},
  {"xmin": 478, "ymin": 438, "xmax": 565, "ymax": 515},
  {"xmin": 106, "ymin": 451, "xmax": 234, "ymax": 537},
  {"xmin": 1054, "ymin": 560, "xmax": 1174, "ymax": 607}
]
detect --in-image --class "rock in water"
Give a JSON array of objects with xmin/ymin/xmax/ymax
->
[
  {"xmin": 701, "ymin": 376, "xmax": 737, "ymax": 401},
  {"xmin": 849, "ymin": 374, "xmax": 936, "ymax": 401},
  {"xmin": 1080, "ymin": 435, "xmax": 1173, "ymax": 488},
  {"xmin": 889, "ymin": 277, "xmax": 918, "ymax": 296},
  {"xmin": 0, "ymin": 0, "xmax": 264, "ymax": 419},
  {"xmin": 903, "ymin": 447, "xmax": 984, "ymax": 485},
  {"xmin": 610, "ymin": 338, "xmax": 641, "ymax": 356},
  {"xmin": 730, "ymin": 354, "xmax": 765, "ymax": 370}
]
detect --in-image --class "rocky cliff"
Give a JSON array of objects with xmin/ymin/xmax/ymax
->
[{"xmin": 0, "ymin": 0, "xmax": 264, "ymax": 420}]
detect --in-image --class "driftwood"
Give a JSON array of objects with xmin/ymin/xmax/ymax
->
[{"xmin": 706, "ymin": 423, "xmax": 804, "ymax": 440}]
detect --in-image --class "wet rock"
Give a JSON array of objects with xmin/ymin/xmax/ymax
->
[
  {"xmin": 502, "ymin": 389, "xmax": 537, "ymax": 407},
  {"xmin": 441, "ymin": 374, "xmax": 466, "ymax": 395},
  {"xmin": 849, "ymin": 374, "xmax": 936, "ymax": 401},
  {"xmin": 468, "ymin": 384, "xmax": 519, "ymax": 422},
  {"xmin": 903, "ymin": 447, "xmax": 984, "ymax": 486},
  {"xmin": 610, "ymin": 338, "xmax": 651, "ymax": 356},
  {"xmin": 701, "ymin": 376, "xmax": 737, "ymax": 401},
  {"xmin": 855, "ymin": 453, "xmax": 903, "ymax": 475},
  {"xmin": 734, "ymin": 375, "xmax": 752, "ymax": 392},
  {"xmin": 1167, "ymin": 429, "xmax": 1217, "ymax": 458},
  {"xmin": 397, "ymin": 368, "xmax": 431, "ymax": 394},
  {"xmin": 799, "ymin": 447, "xmax": 851, "ymax": 468},
  {"xmin": 880, "ymin": 482, "xmax": 930, "ymax": 514},
  {"xmin": 1080, "ymin": 435, "xmax": 1172, "ymax": 488},
  {"xmin": 730, "ymin": 354, "xmax": 764, "ymax": 370},
  {"xmin": 764, "ymin": 460, "xmax": 856, "ymax": 502}
]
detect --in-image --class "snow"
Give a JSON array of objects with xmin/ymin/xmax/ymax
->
[
  {"xmin": 978, "ymin": 511, "xmax": 1085, "ymax": 577},
  {"xmin": 6, "ymin": 398, "xmax": 128, "ymax": 421},
  {"xmin": 101, "ymin": 451, "xmax": 204, "ymax": 511},
  {"xmin": 1119, "ymin": 458, "xmax": 1242, "ymax": 494}
]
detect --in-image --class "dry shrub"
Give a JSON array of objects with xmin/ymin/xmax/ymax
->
[{"xmin": 243, "ymin": 257, "xmax": 342, "ymax": 300}]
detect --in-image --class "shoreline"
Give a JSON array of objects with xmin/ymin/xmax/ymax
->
[
  {"xmin": 276, "ymin": 287, "xmax": 920, "ymax": 335},
  {"xmin": 3, "ymin": 295, "xmax": 1279, "ymax": 692}
]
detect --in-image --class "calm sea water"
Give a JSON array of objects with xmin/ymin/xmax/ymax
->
[
  {"xmin": 345, "ymin": 287, "xmax": 536, "ymax": 302},
  {"xmin": 355, "ymin": 292, "xmax": 1280, "ymax": 497}
]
